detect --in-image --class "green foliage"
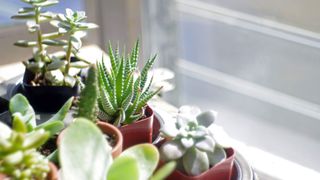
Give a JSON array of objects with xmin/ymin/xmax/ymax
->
[
  {"xmin": 59, "ymin": 118, "xmax": 112, "ymax": 180},
  {"xmin": 160, "ymin": 106, "xmax": 227, "ymax": 176},
  {"xmin": 76, "ymin": 65, "xmax": 99, "ymax": 121},
  {"xmin": 59, "ymin": 118, "xmax": 175, "ymax": 180},
  {"xmin": 12, "ymin": 1, "xmax": 97, "ymax": 87},
  {"xmin": 9, "ymin": 93, "xmax": 73, "ymax": 137},
  {"xmin": 97, "ymin": 40, "xmax": 161, "ymax": 126},
  {"xmin": 0, "ymin": 119, "xmax": 50, "ymax": 180}
]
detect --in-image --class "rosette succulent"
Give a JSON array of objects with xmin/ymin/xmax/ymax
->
[
  {"xmin": 97, "ymin": 40, "xmax": 161, "ymax": 126},
  {"xmin": 0, "ymin": 119, "xmax": 50, "ymax": 180},
  {"xmin": 160, "ymin": 106, "xmax": 230, "ymax": 176}
]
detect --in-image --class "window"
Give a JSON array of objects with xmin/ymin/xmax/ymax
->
[{"xmin": 142, "ymin": 0, "xmax": 320, "ymax": 174}]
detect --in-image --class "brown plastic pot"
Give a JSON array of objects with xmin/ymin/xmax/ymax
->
[
  {"xmin": 163, "ymin": 148, "xmax": 235, "ymax": 180},
  {"xmin": 57, "ymin": 121, "xmax": 123, "ymax": 158},
  {"xmin": 0, "ymin": 162, "xmax": 58, "ymax": 180},
  {"xmin": 118, "ymin": 105, "xmax": 154, "ymax": 149},
  {"xmin": 96, "ymin": 121, "xmax": 123, "ymax": 158}
]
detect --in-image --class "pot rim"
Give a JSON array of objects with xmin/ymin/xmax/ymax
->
[
  {"xmin": 165, "ymin": 147, "xmax": 235, "ymax": 179},
  {"xmin": 96, "ymin": 121, "xmax": 123, "ymax": 157}
]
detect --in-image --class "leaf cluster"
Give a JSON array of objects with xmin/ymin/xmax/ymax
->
[
  {"xmin": 59, "ymin": 118, "xmax": 176, "ymax": 180},
  {"xmin": 97, "ymin": 40, "xmax": 161, "ymax": 126},
  {"xmin": 9, "ymin": 93, "xmax": 73, "ymax": 137},
  {"xmin": 160, "ymin": 106, "xmax": 227, "ymax": 176},
  {"xmin": 0, "ymin": 118, "xmax": 50, "ymax": 179},
  {"xmin": 12, "ymin": 0, "xmax": 98, "ymax": 87}
]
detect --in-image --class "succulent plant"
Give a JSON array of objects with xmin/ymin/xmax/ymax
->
[
  {"xmin": 50, "ymin": 8, "xmax": 98, "ymax": 86},
  {"xmin": 12, "ymin": 0, "xmax": 97, "ymax": 87},
  {"xmin": 97, "ymin": 40, "xmax": 161, "ymax": 126},
  {"xmin": 9, "ymin": 93, "xmax": 73, "ymax": 137},
  {"xmin": 160, "ymin": 106, "xmax": 229, "ymax": 176},
  {"xmin": 76, "ymin": 64, "xmax": 98, "ymax": 121},
  {"xmin": 59, "ymin": 118, "xmax": 175, "ymax": 180},
  {"xmin": 0, "ymin": 118, "xmax": 50, "ymax": 180}
]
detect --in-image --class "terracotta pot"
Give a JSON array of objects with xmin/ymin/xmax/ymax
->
[
  {"xmin": 119, "ymin": 105, "xmax": 154, "ymax": 149},
  {"xmin": 0, "ymin": 162, "xmax": 58, "ymax": 180},
  {"xmin": 57, "ymin": 121, "xmax": 123, "ymax": 158},
  {"xmin": 96, "ymin": 121, "xmax": 123, "ymax": 158},
  {"xmin": 163, "ymin": 148, "xmax": 235, "ymax": 180},
  {"xmin": 48, "ymin": 162, "xmax": 58, "ymax": 180}
]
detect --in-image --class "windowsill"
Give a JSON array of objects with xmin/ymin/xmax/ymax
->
[{"xmin": 149, "ymin": 98, "xmax": 320, "ymax": 180}]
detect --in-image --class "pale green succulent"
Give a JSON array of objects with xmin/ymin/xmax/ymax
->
[
  {"xmin": 0, "ymin": 118, "xmax": 50, "ymax": 180},
  {"xmin": 160, "ymin": 106, "xmax": 229, "ymax": 176},
  {"xmin": 97, "ymin": 40, "xmax": 161, "ymax": 126},
  {"xmin": 12, "ymin": 1, "xmax": 97, "ymax": 87}
]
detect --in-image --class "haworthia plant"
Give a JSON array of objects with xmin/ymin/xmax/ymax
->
[
  {"xmin": 97, "ymin": 40, "xmax": 162, "ymax": 126},
  {"xmin": 12, "ymin": 0, "xmax": 97, "ymax": 87},
  {"xmin": 59, "ymin": 118, "xmax": 176, "ymax": 180},
  {"xmin": 160, "ymin": 106, "xmax": 230, "ymax": 176},
  {"xmin": 0, "ymin": 119, "xmax": 50, "ymax": 180}
]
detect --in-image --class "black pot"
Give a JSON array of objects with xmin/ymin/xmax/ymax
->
[
  {"xmin": 20, "ymin": 58, "xmax": 80, "ymax": 113},
  {"xmin": 0, "ymin": 97, "xmax": 11, "ymax": 127}
]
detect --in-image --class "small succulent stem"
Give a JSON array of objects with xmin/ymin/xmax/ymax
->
[
  {"xmin": 35, "ymin": 7, "xmax": 44, "ymax": 62},
  {"xmin": 65, "ymin": 37, "xmax": 73, "ymax": 76}
]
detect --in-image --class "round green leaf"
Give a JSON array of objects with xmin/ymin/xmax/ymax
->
[
  {"xmin": 120, "ymin": 143, "xmax": 159, "ymax": 180},
  {"xmin": 59, "ymin": 118, "xmax": 112, "ymax": 180},
  {"xmin": 107, "ymin": 156, "xmax": 139, "ymax": 180}
]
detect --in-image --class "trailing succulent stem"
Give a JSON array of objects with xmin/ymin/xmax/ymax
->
[
  {"xmin": 160, "ymin": 106, "xmax": 228, "ymax": 176},
  {"xmin": 76, "ymin": 64, "xmax": 98, "ymax": 121},
  {"xmin": 97, "ymin": 40, "xmax": 161, "ymax": 126}
]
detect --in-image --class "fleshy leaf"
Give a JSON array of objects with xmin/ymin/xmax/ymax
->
[
  {"xmin": 60, "ymin": 118, "xmax": 112, "ymax": 180},
  {"xmin": 195, "ymin": 136, "xmax": 215, "ymax": 153},
  {"xmin": 160, "ymin": 141, "xmax": 186, "ymax": 161},
  {"xmin": 196, "ymin": 110, "xmax": 217, "ymax": 127},
  {"xmin": 119, "ymin": 143, "xmax": 159, "ymax": 180},
  {"xmin": 182, "ymin": 148, "xmax": 209, "ymax": 176}
]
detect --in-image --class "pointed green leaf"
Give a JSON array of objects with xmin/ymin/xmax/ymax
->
[
  {"xmin": 32, "ymin": 0, "xmax": 58, "ymax": 7},
  {"xmin": 18, "ymin": 7, "xmax": 35, "ymax": 14},
  {"xmin": 42, "ymin": 39, "xmax": 68, "ymax": 46},
  {"xmin": 11, "ymin": 14, "xmax": 35, "ymax": 19},
  {"xmin": 140, "ymin": 55, "xmax": 156, "ymax": 90},
  {"xmin": 23, "ymin": 129, "xmax": 49, "ymax": 149},
  {"xmin": 14, "ymin": 40, "xmax": 37, "ymax": 47},
  {"xmin": 36, "ymin": 121, "xmax": 64, "ymax": 137}
]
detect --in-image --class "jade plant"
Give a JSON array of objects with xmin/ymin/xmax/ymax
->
[
  {"xmin": 59, "ymin": 118, "xmax": 175, "ymax": 180},
  {"xmin": 0, "ymin": 119, "xmax": 50, "ymax": 179},
  {"xmin": 9, "ymin": 93, "xmax": 73, "ymax": 137},
  {"xmin": 12, "ymin": 0, "xmax": 97, "ymax": 86},
  {"xmin": 160, "ymin": 106, "xmax": 230, "ymax": 176},
  {"xmin": 97, "ymin": 40, "xmax": 161, "ymax": 126}
]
